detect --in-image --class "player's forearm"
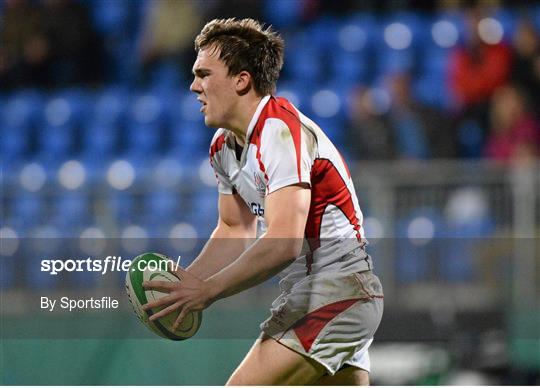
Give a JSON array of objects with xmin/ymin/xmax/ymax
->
[
  {"xmin": 205, "ymin": 233, "xmax": 301, "ymax": 300},
  {"xmin": 186, "ymin": 225, "xmax": 255, "ymax": 280}
]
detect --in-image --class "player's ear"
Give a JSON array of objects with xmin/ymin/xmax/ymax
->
[{"xmin": 235, "ymin": 71, "xmax": 252, "ymax": 95}]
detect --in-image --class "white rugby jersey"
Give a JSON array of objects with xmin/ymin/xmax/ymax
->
[{"xmin": 209, "ymin": 95, "xmax": 372, "ymax": 279}]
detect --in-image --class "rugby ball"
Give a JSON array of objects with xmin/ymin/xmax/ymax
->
[{"xmin": 125, "ymin": 252, "xmax": 202, "ymax": 340}]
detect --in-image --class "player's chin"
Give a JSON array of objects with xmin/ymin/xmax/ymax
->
[{"xmin": 204, "ymin": 116, "xmax": 220, "ymax": 128}]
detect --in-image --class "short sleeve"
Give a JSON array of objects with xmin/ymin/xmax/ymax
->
[
  {"xmin": 259, "ymin": 118, "xmax": 313, "ymax": 194},
  {"xmin": 209, "ymin": 132, "xmax": 234, "ymax": 195}
]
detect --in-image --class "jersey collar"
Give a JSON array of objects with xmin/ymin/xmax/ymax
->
[{"xmin": 245, "ymin": 95, "xmax": 271, "ymax": 146}]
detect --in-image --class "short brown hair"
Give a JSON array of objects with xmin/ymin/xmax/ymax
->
[{"xmin": 194, "ymin": 18, "xmax": 284, "ymax": 96}]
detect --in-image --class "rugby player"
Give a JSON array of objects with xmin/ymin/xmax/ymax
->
[{"xmin": 143, "ymin": 18, "xmax": 383, "ymax": 385}]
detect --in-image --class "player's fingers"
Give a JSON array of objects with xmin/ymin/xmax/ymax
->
[
  {"xmin": 142, "ymin": 293, "xmax": 177, "ymax": 310},
  {"xmin": 148, "ymin": 301, "xmax": 182, "ymax": 321},
  {"xmin": 172, "ymin": 306, "xmax": 190, "ymax": 331},
  {"xmin": 142, "ymin": 280, "xmax": 174, "ymax": 292}
]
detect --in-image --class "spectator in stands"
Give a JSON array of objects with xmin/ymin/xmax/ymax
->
[
  {"xmin": 448, "ymin": 6, "xmax": 512, "ymax": 155},
  {"xmin": 0, "ymin": 0, "xmax": 103, "ymax": 89},
  {"xmin": 484, "ymin": 84, "xmax": 540, "ymax": 164},
  {"xmin": 40, "ymin": 0, "xmax": 104, "ymax": 86},
  {"xmin": 510, "ymin": 18, "xmax": 540, "ymax": 113},
  {"xmin": 138, "ymin": 0, "xmax": 202, "ymax": 84},
  {"xmin": 0, "ymin": 0, "xmax": 51, "ymax": 89},
  {"xmin": 345, "ymin": 85, "xmax": 397, "ymax": 160},
  {"xmin": 385, "ymin": 72, "xmax": 457, "ymax": 159},
  {"xmin": 345, "ymin": 73, "xmax": 457, "ymax": 161},
  {"xmin": 449, "ymin": 7, "xmax": 513, "ymax": 108}
]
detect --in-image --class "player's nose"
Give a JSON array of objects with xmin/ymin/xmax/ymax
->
[{"xmin": 190, "ymin": 78, "xmax": 202, "ymax": 94}]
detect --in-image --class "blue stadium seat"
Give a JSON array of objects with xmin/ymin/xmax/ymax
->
[
  {"xmin": 343, "ymin": 13, "xmax": 379, "ymax": 43},
  {"xmin": 308, "ymin": 17, "xmax": 341, "ymax": 51},
  {"xmin": 420, "ymin": 47, "xmax": 450, "ymax": 79},
  {"xmin": 124, "ymin": 122, "xmax": 162, "ymax": 156},
  {"xmin": 144, "ymin": 190, "xmax": 180, "ymax": 225},
  {"xmin": 12, "ymin": 193, "xmax": 45, "ymax": 228},
  {"xmin": 263, "ymin": 0, "xmax": 303, "ymax": 28},
  {"xmin": 434, "ymin": 9, "xmax": 466, "ymax": 37},
  {"xmin": 150, "ymin": 60, "xmax": 183, "ymax": 91},
  {"xmin": 284, "ymin": 33, "xmax": 323, "ymax": 83},
  {"xmin": 0, "ymin": 124, "xmax": 29, "ymax": 162},
  {"xmin": 43, "ymin": 89, "xmax": 91, "ymax": 128},
  {"xmin": 376, "ymin": 48, "xmax": 415, "ymax": 75},
  {"xmin": 493, "ymin": 7, "xmax": 517, "ymax": 40},
  {"xmin": 1, "ymin": 90, "xmax": 44, "ymax": 130},
  {"xmin": 172, "ymin": 91, "xmax": 205, "ymax": 123},
  {"xmin": 437, "ymin": 237, "xmax": 477, "ymax": 282},
  {"xmin": 169, "ymin": 121, "xmax": 209, "ymax": 157},
  {"xmin": 92, "ymin": 86, "xmax": 129, "ymax": 126},
  {"xmin": 51, "ymin": 193, "xmax": 91, "ymax": 230},
  {"xmin": 37, "ymin": 124, "xmax": 75, "ymax": 162},
  {"xmin": 110, "ymin": 40, "xmax": 139, "ymax": 85},
  {"xmin": 386, "ymin": 11, "xmax": 429, "ymax": 45},
  {"xmin": 392, "ymin": 116, "xmax": 430, "ymax": 159},
  {"xmin": 438, "ymin": 192, "xmax": 495, "ymax": 282},
  {"xmin": 395, "ymin": 208, "xmax": 442, "ymax": 283},
  {"xmin": 79, "ymin": 151, "xmax": 113, "ymax": 182},
  {"xmin": 373, "ymin": 12, "xmax": 427, "ymax": 75},
  {"xmin": 414, "ymin": 75, "xmax": 450, "ymax": 109},
  {"xmin": 276, "ymin": 81, "xmax": 313, "ymax": 112},
  {"xmin": 109, "ymin": 192, "xmax": 137, "ymax": 224},
  {"xmin": 185, "ymin": 188, "xmax": 218, "ymax": 236},
  {"xmin": 82, "ymin": 122, "xmax": 118, "ymax": 156},
  {"xmin": 313, "ymin": 116, "xmax": 345, "ymax": 147},
  {"xmin": 329, "ymin": 50, "xmax": 369, "ymax": 85},
  {"xmin": 90, "ymin": 0, "xmax": 130, "ymax": 35},
  {"xmin": 128, "ymin": 92, "xmax": 167, "ymax": 127}
]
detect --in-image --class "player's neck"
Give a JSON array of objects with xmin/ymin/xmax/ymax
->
[{"xmin": 227, "ymin": 95, "xmax": 264, "ymax": 146}]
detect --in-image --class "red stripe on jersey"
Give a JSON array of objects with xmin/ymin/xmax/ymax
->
[
  {"xmin": 250, "ymin": 97, "xmax": 303, "ymax": 183},
  {"xmin": 293, "ymin": 298, "xmax": 359, "ymax": 352},
  {"xmin": 249, "ymin": 125, "xmax": 270, "ymax": 184},
  {"xmin": 275, "ymin": 97, "xmax": 302, "ymax": 181},
  {"xmin": 305, "ymin": 159, "xmax": 362, "ymax": 254},
  {"xmin": 338, "ymin": 151, "xmax": 352, "ymax": 179},
  {"xmin": 209, "ymin": 133, "xmax": 226, "ymax": 159}
]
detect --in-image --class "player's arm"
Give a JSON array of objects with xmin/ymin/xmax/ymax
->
[
  {"xmin": 186, "ymin": 192, "xmax": 257, "ymax": 280},
  {"xmin": 142, "ymin": 184, "xmax": 310, "ymax": 327},
  {"xmin": 205, "ymin": 183, "xmax": 310, "ymax": 298}
]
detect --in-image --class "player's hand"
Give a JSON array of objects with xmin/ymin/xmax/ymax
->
[{"xmin": 141, "ymin": 261, "xmax": 218, "ymax": 331}]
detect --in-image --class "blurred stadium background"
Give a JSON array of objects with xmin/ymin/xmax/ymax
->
[{"xmin": 1, "ymin": 0, "xmax": 539, "ymax": 385}]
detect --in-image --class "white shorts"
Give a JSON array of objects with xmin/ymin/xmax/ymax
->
[{"xmin": 260, "ymin": 270, "xmax": 384, "ymax": 375}]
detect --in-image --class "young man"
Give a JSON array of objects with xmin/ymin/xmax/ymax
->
[{"xmin": 142, "ymin": 18, "xmax": 384, "ymax": 385}]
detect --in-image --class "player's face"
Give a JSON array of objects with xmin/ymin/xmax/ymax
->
[{"xmin": 190, "ymin": 47, "xmax": 238, "ymax": 128}]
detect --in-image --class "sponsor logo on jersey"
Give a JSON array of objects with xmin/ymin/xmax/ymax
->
[{"xmin": 249, "ymin": 202, "xmax": 264, "ymax": 216}]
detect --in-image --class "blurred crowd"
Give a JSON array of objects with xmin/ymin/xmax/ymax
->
[
  {"xmin": 0, "ymin": 0, "xmax": 104, "ymax": 88},
  {"xmin": 1, "ymin": 0, "xmax": 539, "ymax": 164}
]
